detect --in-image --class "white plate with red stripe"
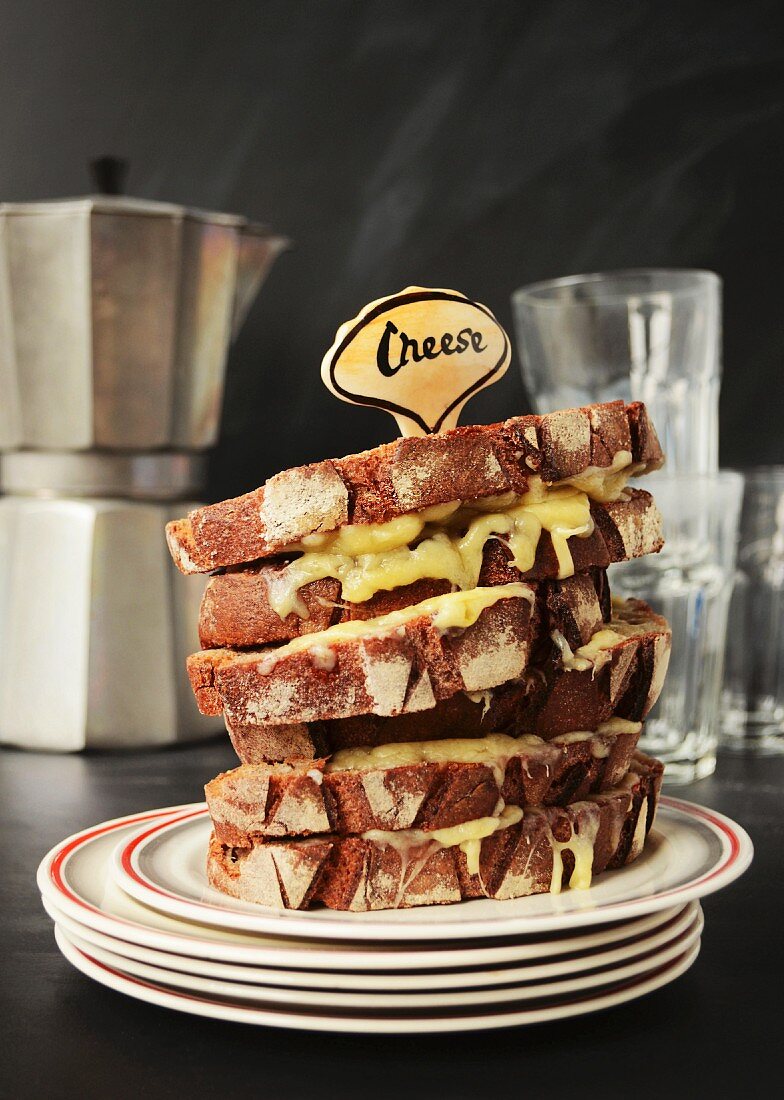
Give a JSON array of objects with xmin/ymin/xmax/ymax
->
[
  {"xmin": 52, "ymin": 922, "xmax": 702, "ymax": 1033},
  {"xmin": 37, "ymin": 806, "xmax": 700, "ymax": 972},
  {"xmin": 53, "ymin": 907, "xmax": 702, "ymax": 1011},
  {"xmin": 108, "ymin": 798, "xmax": 752, "ymax": 941},
  {"xmin": 42, "ymin": 892, "xmax": 701, "ymax": 992}
]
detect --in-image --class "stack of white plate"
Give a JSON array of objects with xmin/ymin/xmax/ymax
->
[{"xmin": 38, "ymin": 796, "xmax": 752, "ymax": 1033}]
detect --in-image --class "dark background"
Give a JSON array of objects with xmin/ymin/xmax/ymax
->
[
  {"xmin": 1, "ymin": 7, "xmax": 781, "ymax": 1093},
  {"xmin": 1, "ymin": 0, "xmax": 782, "ymax": 496}
]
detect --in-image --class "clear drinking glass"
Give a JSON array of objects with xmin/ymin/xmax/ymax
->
[
  {"xmin": 512, "ymin": 269, "xmax": 721, "ymax": 475},
  {"xmin": 611, "ymin": 472, "xmax": 744, "ymax": 783},
  {"xmin": 722, "ymin": 469, "xmax": 784, "ymax": 753}
]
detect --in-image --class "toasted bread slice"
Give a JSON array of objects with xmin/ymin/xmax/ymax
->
[
  {"xmin": 188, "ymin": 586, "xmax": 537, "ymax": 724},
  {"xmin": 206, "ymin": 719, "xmax": 642, "ymax": 841},
  {"xmin": 206, "ymin": 752, "xmax": 663, "ymax": 911},
  {"xmin": 167, "ymin": 401, "xmax": 663, "ymax": 574},
  {"xmin": 193, "ymin": 594, "xmax": 669, "ymax": 758},
  {"xmin": 187, "ymin": 570, "xmax": 610, "ymax": 721},
  {"xmin": 197, "ymin": 490, "xmax": 662, "ymax": 649}
]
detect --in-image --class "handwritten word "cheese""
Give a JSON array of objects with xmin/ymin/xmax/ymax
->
[{"xmin": 376, "ymin": 320, "xmax": 487, "ymax": 377}]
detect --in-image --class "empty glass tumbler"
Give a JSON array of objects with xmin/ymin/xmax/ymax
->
[
  {"xmin": 722, "ymin": 469, "xmax": 784, "ymax": 753},
  {"xmin": 512, "ymin": 269, "xmax": 721, "ymax": 475},
  {"xmin": 611, "ymin": 472, "xmax": 743, "ymax": 783}
]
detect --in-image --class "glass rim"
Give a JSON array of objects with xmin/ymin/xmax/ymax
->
[
  {"xmin": 646, "ymin": 470, "xmax": 744, "ymax": 492},
  {"xmin": 512, "ymin": 268, "xmax": 721, "ymax": 308},
  {"xmin": 727, "ymin": 465, "xmax": 784, "ymax": 484},
  {"xmin": 647, "ymin": 470, "xmax": 743, "ymax": 483}
]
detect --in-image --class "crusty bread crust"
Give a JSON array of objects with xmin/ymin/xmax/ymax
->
[
  {"xmin": 521, "ymin": 603, "xmax": 671, "ymax": 737},
  {"xmin": 223, "ymin": 698, "xmax": 521, "ymax": 765},
  {"xmin": 188, "ymin": 567, "xmax": 606, "ymax": 721},
  {"xmin": 190, "ymin": 591, "xmax": 537, "ymax": 725},
  {"xmin": 206, "ymin": 752, "xmax": 663, "ymax": 911},
  {"xmin": 188, "ymin": 570, "xmax": 609, "ymax": 720},
  {"xmin": 206, "ymin": 724, "xmax": 641, "ymax": 842},
  {"xmin": 223, "ymin": 693, "xmax": 537, "ymax": 765},
  {"xmin": 167, "ymin": 402, "xmax": 663, "ymax": 574},
  {"xmin": 189, "ymin": 588, "xmax": 669, "ymax": 754},
  {"xmin": 224, "ymin": 602, "xmax": 669, "ymax": 761},
  {"xmin": 197, "ymin": 490, "xmax": 662, "ymax": 649}
]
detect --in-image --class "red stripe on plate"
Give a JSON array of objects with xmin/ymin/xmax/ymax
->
[
  {"xmin": 119, "ymin": 808, "xmax": 205, "ymax": 898},
  {"xmin": 65, "ymin": 935, "xmax": 693, "ymax": 1015},
  {"xmin": 48, "ymin": 809, "xmax": 180, "ymax": 915}
]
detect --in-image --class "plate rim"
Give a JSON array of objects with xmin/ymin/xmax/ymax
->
[
  {"xmin": 112, "ymin": 796, "xmax": 753, "ymax": 941},
  {"xmin": 40, "ymin": 889, "xmax": 689, "ymax": 974},
  {"xmin": 43, "ymin": 893, "xmax": 701, "ymax": 992},
  {"xmin": 36, "ymin": 807, "xmax": 696, "ymax": 970},
  {"xmin": 52, "ymin": 924, "xmax": 701, "ymax": 1033},
  {"xmin": 55, "ymin": 914, "xmax": 703, "ymax": 1011}
]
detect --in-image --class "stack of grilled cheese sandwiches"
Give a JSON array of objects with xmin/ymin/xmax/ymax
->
[{"xmin": 167, "ymin": 400, "xmax": 670, "ymax": 912}]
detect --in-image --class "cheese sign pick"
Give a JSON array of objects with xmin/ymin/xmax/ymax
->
[{"xmin": 321, "ymin": 287, "xmax": 511, "ymax": 436}]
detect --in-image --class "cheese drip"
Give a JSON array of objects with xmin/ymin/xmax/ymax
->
[
  {"xmin": 363, "ymin": 804, "xmax": 524, "ymax": 878},
  {"xmin": 270, "ymin": 485, "xmax": 594, "ymax": 619},
  {"xmin": 327, "ymin": 732, "xmax": 542, "ymax": 772},
  {"xmin": 566, "ymin": 453, "xmax": 641, "ymax": 502},
  {"xmin": 265, "ymin": 450, "xmax": 636, "ymax": 620},
  {"xmin": 326, "ymin": 718, "xmax": 641, "ymax": 772},
  {"xmin": 548, "ymin": 807, "xmax": 601, "ymax": 893},
  {"xmin": 551, "ymin": 614, "xmax": 649, "ymax": 674},
  {"xmin": 255, "ymin": 584, "xmax": 532, "ymax": 672},
  {"xmin": 362, "ymin": 799, "xmax": 607, "ymax": 887}
]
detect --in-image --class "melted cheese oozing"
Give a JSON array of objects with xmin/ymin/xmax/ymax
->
[
  {"xmin": 270, "ymin": 486, "xmax": 594, "ymax": 619},
  {"xmin": 327, "ymin": 733, "xmax": 543, "ymax": 772},
  {"xmin": 565, "ymin": 450, "xmax": 639, "ymax": 502},
  {"xmin": 432, "ymin": 806, "xmax": 524, "ymax": 876},
  {"xmin": 363, "ymin": 805, "xmax": 524, "ymax": 878},
  {"xmin": 267, "ymin": 450, "xmax": 636, "ymax": 620},
  {"xmin": 551, "ymin": 620, "xmax": 645, "ymax": 673},
  {"xmin": 597, "ymin": 717, "xmax": 643, "ymax": 735},
  {"xmin": 327, "ymin": 717, "xmax": 641, "ymax": 773},
  {"xmin": 540, "ymin": 807, "xmax": 601, "ymax": 893},
  {"xmin": 255, "ymin": 584, "xmax": 532, "ymax": 672},
  {"xmin": 295, "ymin": 502, "xmax": 460, "ymax": 555}
]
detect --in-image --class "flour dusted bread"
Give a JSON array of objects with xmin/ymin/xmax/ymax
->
[
  {"xmin": 187, "ymin": 571, "xmax": 610, "ymax": 722},
  {"xmin": 526, "ymin": 600, "xmax": 672, "ymax": 736},
  {"xmin": 206, "ymin": 720, "xmax": 642, "ymax": 842},
  {"xmin": 187, "ymin": 570, "xmax": 608, "ymax": 723},
  {"xmin": 205, "ymin": 752, "xmax": 663, "ymax": 911},
  {"xmin": 192, "ymin": 594, "xmax": 670, "ymax": 762},
  {"xmin": 167, "ymin": 401, "xmax": 663, "ymax": 575},
  {"xmin": 188, "ymin": 586, "xmax": 538, "ymax": 723}
]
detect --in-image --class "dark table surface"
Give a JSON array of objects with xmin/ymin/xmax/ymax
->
[{"xmin": 1, "ymin": 739, "xmax": 777, "ymax": 1100}]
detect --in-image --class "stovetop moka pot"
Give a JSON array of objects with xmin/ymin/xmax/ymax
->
[
  {"xmin": 0, "ymin": 163, "xmax": 289, "ymax": 451},
  {"xmin": 0, "ymin": 164, "xmax": 288, "ymax": 750}
]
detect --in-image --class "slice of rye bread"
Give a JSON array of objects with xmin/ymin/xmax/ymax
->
[
  {"xmin": 197, "ymin": 489, "xmax": 662, "ymax": 649},
  {"xmin": 206, "ymin": 752, "xmax": 664, "ymax": 911},
  {"xmin": 188, "ymin": 568, "xmax": 613, "ymax": 722},
  {"xmin": 206, "ymin": 721, "xmax": 642, "ymax": 842},
  {"xmin": 188, "ymin": 587, "xmax": 537, "ymax": 724},
  {"xmin": 223, "ymin": 596, "xmax": 668, "ymax": 763},
  {"xmin": 167, "ymin": 401, "xmax": 663, "ymax": 575}
]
